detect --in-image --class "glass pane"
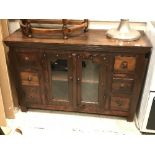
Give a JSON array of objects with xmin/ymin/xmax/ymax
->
[
  {"xmin": 81, "ymin": 60, "xmax": 99, "ymax": 103},
  {"xmin": 51, "ymin": 59, "xmax": 68, "ymax": 100}
]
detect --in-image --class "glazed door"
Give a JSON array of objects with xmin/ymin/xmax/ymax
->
[
  {"xmin": 44, "ymin": 51, "xmax": 74, "ymax": 111},
  {"xmin": 76, "ymin": 53, "xmax": 108, "ymax": 113}
]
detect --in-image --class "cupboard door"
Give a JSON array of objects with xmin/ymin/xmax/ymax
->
[
  {"xmin": 45, "ymin": 51, "xmax": 74, "ymax": 110},
  {"xmin": 76, "ymin": 53, "xmax": 108, "ymax": 113}
]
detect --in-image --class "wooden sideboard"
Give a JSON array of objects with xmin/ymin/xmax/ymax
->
[{"xmin": 4, "ymin": 29, "xmax": 151, "ymax": 121}]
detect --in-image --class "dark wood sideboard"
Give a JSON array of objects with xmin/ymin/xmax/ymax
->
[{"xmin": 4, "ymin": 29, "xmax": 152, "ymax": 121}]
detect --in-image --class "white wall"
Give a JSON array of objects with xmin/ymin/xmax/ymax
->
[
  {"xmin": 1, "ymin": 0, "xmax": 155, "ymax": 21},
  {"xmin": 86, "ymin": 0, "xmax": 155, "ymax": 22}
]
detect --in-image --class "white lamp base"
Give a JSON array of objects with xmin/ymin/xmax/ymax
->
[{"xmin": 106, "ymin": 19, "xmax": 141, "ymax": 41}]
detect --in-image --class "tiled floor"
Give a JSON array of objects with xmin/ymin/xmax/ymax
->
[{"xmin": 6, "ymin": 109, "xmax": 141, "ymax": 135}]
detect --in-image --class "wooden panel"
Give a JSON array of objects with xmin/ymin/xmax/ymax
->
[
  {"xmin": 22, "ymin": 86, "xmax": 41, "ymax": 105},
  {"xmin": 112, "ymin": 78, "xmax": 134, "ymax": 93},
  {"xmin": 20, "ymin": 72, "xmax": 39, "ymax": 86},
  {"xmin": 111, "ymin": 96, "xmax": 130, "ymax": 111},
  {"xmin": 128, "ymin": 54, "xmax": 148, "ymax": 121},
  {"xmin": 114, "ymin": 56, "xmax": 136, "ymax": 72}
]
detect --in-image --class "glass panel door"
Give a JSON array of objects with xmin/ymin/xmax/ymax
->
[
  {"xmin": 76, "ymin": 53, "xmax": 105, "ymax": 112},
  {"xmin": 77, "ymin": 53, "xmax": 108, "ymax": 113},
  {"xmin": 51, "ymin": 59, "xmax": 69, "ymax": 100},
  {"xmin": 45, "ymin": 52, "xmax": 73, "ymax": 107},
  {"xmin": 81, "ymin": 60, "xmax": 99, "ymax": 104}
]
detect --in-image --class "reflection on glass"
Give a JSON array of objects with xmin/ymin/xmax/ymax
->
[
  {"xmin": 81, "ymin": 60, "xmax": 99, "ymax": 103},
  {"xmin": 51, "ymin": 59, "xmax": 68, "ymax": 100}
]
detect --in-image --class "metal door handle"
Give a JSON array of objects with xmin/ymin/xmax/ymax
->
[
  {"xmin": 120, "ymin": 83, "xmax": 125, "ymax": 88},
  {"xmin": 77, "ymin": 78, "xmax": 80, "ymax": 81},
  {"xmin": 25, "ymin": 56, "xmax": 29, "ymax": 61},
  {"xmin": 43, "ymin": 53, "xmax": 46, "ymax": 58}
]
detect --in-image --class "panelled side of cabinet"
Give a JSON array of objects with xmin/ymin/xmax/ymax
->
[
  {"xmin": 9, "ymin": 47, "xmax": 45, "ymax": 111},
  {"xmin": 4, "ymin": 30, "xmax": 151, "ymax": 121}
]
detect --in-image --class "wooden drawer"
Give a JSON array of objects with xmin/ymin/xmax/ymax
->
[
  {"xmin": 19, "ymin": 71, "xmax": 39, "ymax": 86},
  {"xmin": 111, "ymin": 96, "xmax": 130, "ymax": 111},
  {"xmin": 22, "ymin": 86, "xmax": 41, "ymax": 105},
  {"xmin": 114, "ymin": 56, "xmax": 136, "ymax": 73},
  {"xmin": 112, "ymin": 78, "xmax": 134, "ymax": 93},
  {"xmin": 17, "ymin": 52, "xmax": 41, "ymax": 67}
]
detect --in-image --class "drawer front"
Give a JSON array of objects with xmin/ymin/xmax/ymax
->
[
  {"xmin": 19, "ymin": 72, "xmax": 39, "ymax": 86},
  {"xmin": 111, "ymin": 96, "xmax": 130, "ymax": 111},
  {"xmin": 113, "ymin": 73, "xmax": 134, "ymax": 79},
  {"xmin": 114, "ymin": 56, "xmax": 136, "ymax": 73},
  {"xmin": 17, "ymin": 52, "xmax": 41, "ymax": 67},
  {"xmin": 112, "ymin": 78, "xmax": 134, "ymax": 93},
  {"xmin": 22, "ymin": 86, "xmax": 41, "ymax": 104}
]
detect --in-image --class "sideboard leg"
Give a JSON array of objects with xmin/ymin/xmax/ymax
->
[
  {"xmin": 20, "ymin": 106, "xmax": 28, "ymax": 112},
  {"xmin": 127, "ymin": 115, "xmax": 134, "ymax": 122}
]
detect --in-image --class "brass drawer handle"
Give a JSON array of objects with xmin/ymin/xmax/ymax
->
[
  {"xmin": 43, "ymin": 53, "xmax": 46, "ymax": 58},
  {"xmin": 25, "ymin": 56, "xmax": 29, "ymax": 61},
  {"xmin": 120, "ymin": 83, "xmax": 125, "ymax": 88},
  {"xmin": 120, "ymin": 61, "xmax": 128, "ymax": 69},
  {"xmin": 77, "ymin": 78, "xmax": 80, "ymax": 81},
  {"xmin": 72, "ymin": 53, "xmax": 76, "ymax": 57},
  {"xmin": 28, "ymin": 75, "xmax": 32, "ymax": 81}
]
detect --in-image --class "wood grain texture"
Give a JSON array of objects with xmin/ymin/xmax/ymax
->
[
  {"xmin": 4, "ymin": 29, "xmax": 152, "ymax": 121},
  {"xmin": 4, "ymin": 29, "xmax": 151, "ymax": 50}
]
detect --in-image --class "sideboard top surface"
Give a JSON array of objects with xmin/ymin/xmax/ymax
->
[{"xmin": 4, "ymin": 29, "xmax": 152, "ymax": 50}]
